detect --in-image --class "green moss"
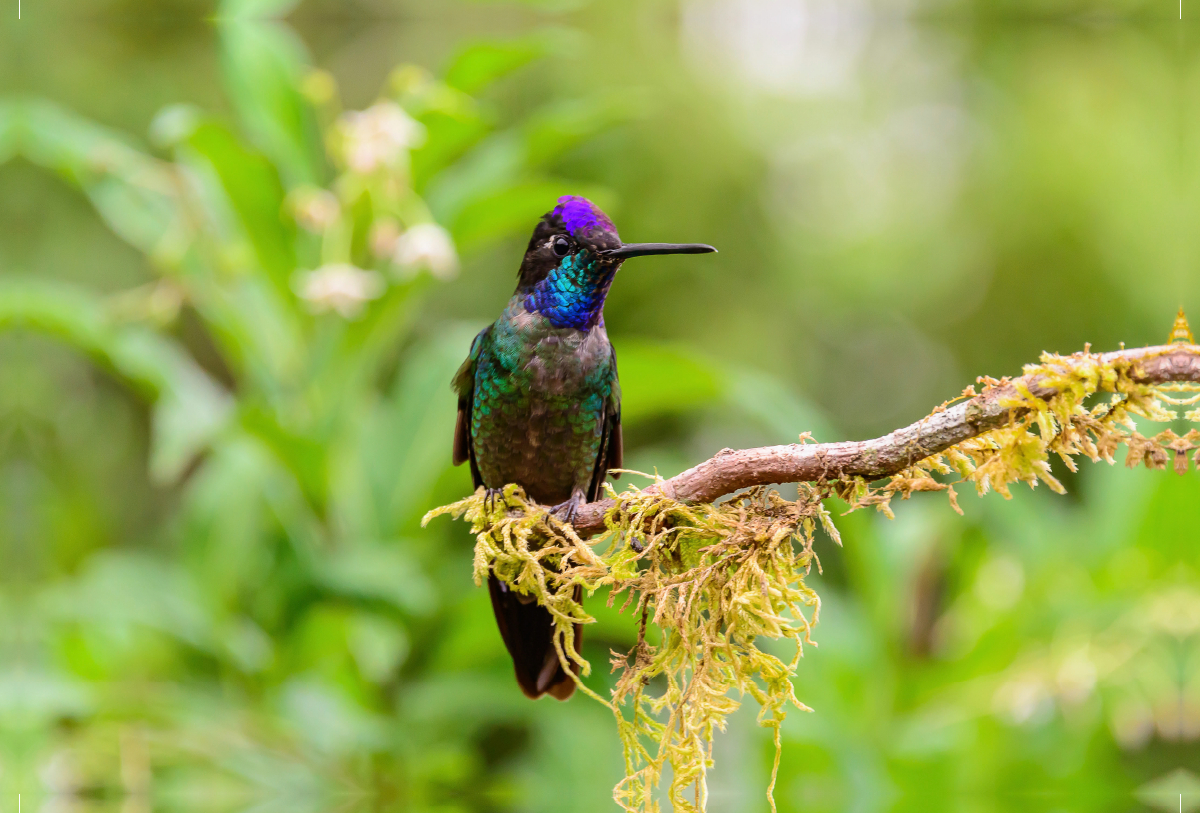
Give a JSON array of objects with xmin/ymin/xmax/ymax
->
[{"xmin": 426, "ymin": 480, "xmax": 827, "ymax": 812}]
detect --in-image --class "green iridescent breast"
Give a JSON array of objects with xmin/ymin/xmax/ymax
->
[{"xmin": 467, "ymin": 300, "xmax": 616, "ymax": 504}]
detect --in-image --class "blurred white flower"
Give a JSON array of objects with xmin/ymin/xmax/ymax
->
[
  {"xmin": 994, "ymin": 677, "xmax": 1053, "ymax": 726},
  {"xmin": 295, "ymin": 264, "xmax": 385, "ymax": 318},
  {"xmin": 392, "ymin": 223, "xmax": 458, "ymax": 280},
  {"xmin": 289, "ymin": 187, "xmax": 341, "ymax": 233},
  {"xmin": 339, "ymin": 102, "xmax": 425, "ymax": 174},
  {"xmin": 148, "ymin": 103, "xmax": 201, "ymax": 148}
]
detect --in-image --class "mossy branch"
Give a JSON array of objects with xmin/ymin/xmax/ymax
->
[
  {"xmin": 424, "ymin": 325, "xmax": 1200, "ymax": 813},
  {"xmin": 570, "ymin": 342, "xmax": 1200, "ymax": 536}
]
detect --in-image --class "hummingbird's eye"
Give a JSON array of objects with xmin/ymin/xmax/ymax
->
[{"xmin": 551, "ymin": 236, "xmax": 571, "ymax": 257}]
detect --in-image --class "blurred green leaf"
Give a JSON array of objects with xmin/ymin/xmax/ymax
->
[
  {"xmin": 41, "ymin": 552, "xmax": 215, "ymax": 651},
  {"xmin": 425, "ymin": 130, "xmax": 526, "ymax": 225},
  {"xmin": 352, "ymin": 325, "xmax": 472, "ymax": 531},
  {"xmin": 523, "ymin": 93, "xmax": 639, "ymax": 165},
  {"xmin": 219, "ymin": 20, "xmax": 323, "ymax": 187},
  {"xmin": 17, "ymin": 98, "xmax": 145, "ymax": 174},
  {"xmin": 423, "ymin": 590, "xmax": 509, "ymax": 674},
  {"xmin": 275, "ymin": 677, "xmax": 387, "ymax": 756},
  {"xmin": 308, "ymin": 281, "xmax": 432, "ymax": 433},
  {"xmin": 726, "ymin": 366, "xmax": 836, "ymax": 442},
  {"xmin": 317, "ymin": 542, "xmax": 438, "ymax": 616},
  {"xmin": 443, "ymin": 33, "xmax": 565, "ymax": 96},
  {"xmin": 181, "ymin": 436, "xmax": 278, "ymax": 605},
  {"xmin": 218, "ymin": 0, "xmax": 302, "ymax": 17},
  {"xmin": 610, "ymin": 340, "xmax": 725, "ymax": 422},
  {"xmin": 239, "ymin": 401, "xmax": 329, "ymax": 505},
  {"xmin": 19, "ymin": 99, "xmax": 182, "ymax": 258},
  {"xmin": 347, "ymin": 611, "xmax": 411, "ymax": 683},
  {"xmin": 220, "ymin": 616, "xmax": 276, "ymax": 673},
  {"xmin": 184, "ymin": 120, "xmax": 297, "ymax": 284},
  {"xmin": 0, "ymin": 669, "xmax": 92, "ymax": 723},
  {"xmin": 0, "ymin": 278, "xmax": 233, "ymax": 481},
  {"xmin": 411, "ymin": 111, "xmax": 490, "ymax": 193},
  {"xmin": 0, "ymin": 98, "xmax": 18, "ymax": 163},
  {"xmin": 12, "ymin": 102, "xmax": 304, "ymax": 392}
]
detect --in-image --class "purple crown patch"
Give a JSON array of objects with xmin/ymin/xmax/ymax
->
[{"xmin": 553, "ymin": 195, "xmax": 615, "ymax": 239}]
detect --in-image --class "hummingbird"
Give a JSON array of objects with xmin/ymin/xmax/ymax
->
[{"xmin": 451, "ymin": 196, "xmax": 716, "ymax": 699}]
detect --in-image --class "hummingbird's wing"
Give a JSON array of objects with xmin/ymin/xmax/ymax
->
[
  {"xmin": 452, "ymin": 326, "xmax": 491, "ymax": 488},
  {"xmin": 587, "ymin": 345, "xmax": 622, "ymax": 502}
]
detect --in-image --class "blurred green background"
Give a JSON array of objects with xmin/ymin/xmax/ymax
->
[{"xmin": 2, "ymin": 0, "xmax": 1200, "ymax": 811}]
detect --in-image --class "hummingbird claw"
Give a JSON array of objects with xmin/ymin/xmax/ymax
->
[
  {"xmin": 550, "ymin": 491, "xmax": 587, "ymax": 525},
  {"xmin": 484, "ymin": 488, "xmax": 503, "ymax": 513}
]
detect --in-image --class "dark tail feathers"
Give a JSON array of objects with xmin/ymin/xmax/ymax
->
[{"xmin": 487, "ymin": 575, "xmax": 582, "ymax": 700}]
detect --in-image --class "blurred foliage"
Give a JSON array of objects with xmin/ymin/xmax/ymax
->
[{"xmin": 2, "ymin": 1, "xmax": 1200, "ymax": 812}]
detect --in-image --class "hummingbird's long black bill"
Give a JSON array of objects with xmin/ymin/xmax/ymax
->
[{"xmin": 601, "ymin": 242, "xmax": 717, "ymax": 259}]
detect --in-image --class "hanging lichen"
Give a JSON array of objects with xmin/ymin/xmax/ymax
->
[
  {"xmin": 426, "ymin": 480, "xmax": 829, "ymax": 813},
  {"xmin": 423, "ymin": 331, "xmax": 1200, "ymax": 813}
]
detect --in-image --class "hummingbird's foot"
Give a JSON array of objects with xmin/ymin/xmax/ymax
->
[
  {"xmin": 550, "ymin": 490, "xmax": 587, "ymax": 526},
  {"xmin": 483, "ymin": 487, "xmax": 504, "ymax": 514}
]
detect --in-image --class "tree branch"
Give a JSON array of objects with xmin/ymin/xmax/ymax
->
[{"xmin": 571, "ymin": 344, "xmax": 1200, "ymax": 537}]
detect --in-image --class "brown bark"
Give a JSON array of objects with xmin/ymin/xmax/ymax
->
[{"xmin": 570, "ymin": 344, "xmax": 1200, "ymax": 537}]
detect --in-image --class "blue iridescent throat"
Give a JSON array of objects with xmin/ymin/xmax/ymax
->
[{"xmin": 524, "ymin": 251, "xmax": 617, "ymax": 330}]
